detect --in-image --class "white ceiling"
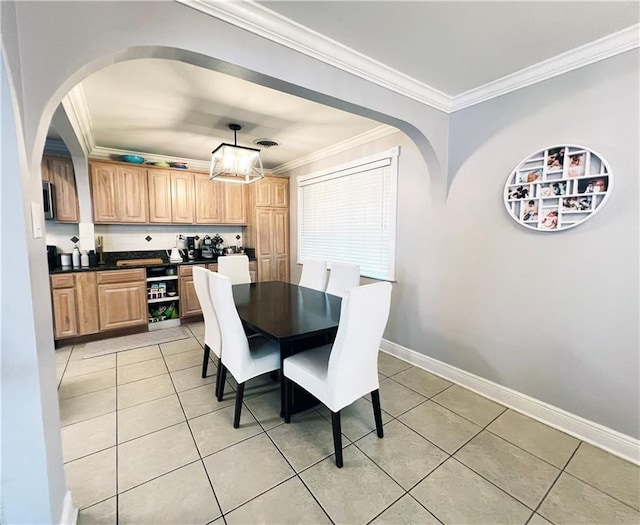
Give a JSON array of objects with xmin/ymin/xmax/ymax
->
[{"xmin": 51, "ymin": 1, "xmax": 639, "ymax": 170}]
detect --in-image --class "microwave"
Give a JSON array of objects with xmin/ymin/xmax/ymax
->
[{"xmin": 42, "ymin": 181, "xmax": 55, "ymax": 220}]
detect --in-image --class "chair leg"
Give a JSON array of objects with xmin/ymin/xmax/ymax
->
[
  {"xmin": 214, "ymin": 356, "xmax": 223, "ymax": 399},
  {"xmin": 371, "ymin": 389, "xmax": 384, "ymax": 438},
  {"xmin": 331, "ymin": 410, "xmax": 343, "ymax": 468},
  {"xmin": 233, "ymin": 382, "xmax": 245, "ymax": 429},
  {"xmin": 217, "ymin": 365, "xmax": 227, "ymax": 402},
  {"xmin": 283, "ymin": 376, "xmax": 291, "ymax": 424},
  {"xmin": 201, "ymin": 345, "xmax": 210, "ymax": 378}
]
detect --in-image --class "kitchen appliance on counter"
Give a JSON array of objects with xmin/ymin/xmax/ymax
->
[
  {"xmin": 46, "ymin": 245, "xmax": 58, "ymax": 270},
  {"xmin": 201, "ymin": 235, "xmax": 214, "ymax": 259},
  {"xmin": 166, "ymin": 247, "xmax": 184, "ymax": 263},
  {"xmin": 186, "ymin": 236, "xmax": 196, "ymax": 260}
]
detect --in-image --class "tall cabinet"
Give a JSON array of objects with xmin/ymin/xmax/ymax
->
[{"xmin": 246, "ymin": 176, "xmax": 290, "ymax": 282}]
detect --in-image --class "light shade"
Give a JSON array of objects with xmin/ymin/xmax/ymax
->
[{"xmin": 210, "ymin": 123, "xmax": 265, "ymax": 184}]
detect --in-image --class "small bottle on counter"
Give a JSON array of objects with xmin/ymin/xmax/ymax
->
[
  {"xmin": 72, "ymin": 245, "xmax": 81, "ymax": 267},
  {"xmin": 81, "ymin": 250, "xmax": 89, "ymax": 267}
]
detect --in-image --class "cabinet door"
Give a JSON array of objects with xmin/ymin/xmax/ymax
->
[
  {"xmin": 222, "ymin": 183, "xmax": 247, "ymax": 224},
  {"xmin": 91, "ymin": 162, "xmax": 119, "ymax": 223},
  {"xmin": 75, "ymin": 272, "xmax": 99, "ymax": 335},
  {"xmin": 274, "ymin": 256, "xmax": 289, "ymax": 283},
  {"xmin": 194, "ymin": 174, "xmax": 224, "ymax": 224},
  {"xmin": 257, "ymin": 258, "xmax": 273, "ymax": 283},
  {"xmin": 256, "ymin": 209, "xmax": 273, "ymax": 258},
  {"xmin": 117, "ymin": 166, "xmax": 148, "ymax": 223},
  {"xmin": 41, "ymin": 157, "xmax": 50, "ymax": 182},
  {"xmin": 273, "ymin": 209, "xmax": 289, "ymax": 259},
  {"xmin": 49, "ymin": 157, "xmax": 80, "ymax": 223},
  {"xmin": 170, "ymin": 171, "xmax": 194, "ymax": 223},
  {"xmin": 52, "ymin": 288, "xmax": 78, "ymax": 338},
  {"xmin": 180, "ymin": 277, "xmax": 202, "ymax": 316},
  {"xmin": 271, "ymin": 178, "xmax": 289, "ymax": 208},
  {"xmin": 148, "ymin": 169, "xmax": 172, "ymax": 223},
  {"xmin": 98, "ymin": 281, "xmax": 147, "ymax": 330},
  {"xmin": 255, "ymin": 178, "xmax": 273, "ymax": 207}
]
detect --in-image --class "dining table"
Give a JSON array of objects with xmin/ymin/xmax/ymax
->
[{"xmin": 232, "ymin": 281, "xmax": 342, "ymax": 415}]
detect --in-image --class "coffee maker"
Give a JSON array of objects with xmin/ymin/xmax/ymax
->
[
  {"xmin": 201, "ymin": 235, "xmax": 214, "ymax": 259},
  {"xmin": 186, "ymin": 236, "xmax": 196, "ymax": 260}
]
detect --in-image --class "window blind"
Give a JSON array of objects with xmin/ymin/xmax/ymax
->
[{"xmin": 298, "ymin": 148, "xmax": 399, "ymax": 281}]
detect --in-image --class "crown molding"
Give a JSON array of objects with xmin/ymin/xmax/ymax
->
[
  {"xmin": 62, "ymin": 85, "xmax": 95, "ymax": 153},
  {"xmin": 177, "ymin": 1, "xmax": 639, "ymax": 114},
  {"xmin": 272, "ymin": 124, "xmax": 398, "ymax": 175},
  {"xmin": 176, "ymin": 0, "xmax": 452, "ymax": 112},
  {"xmin": 451, "ymin": 24, "xmax": 640, "ymax": 111}
]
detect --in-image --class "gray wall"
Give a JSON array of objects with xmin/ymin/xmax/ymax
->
[
  {"xmin": 445, "ymin": 50, "xmax": 639, "ymax": 437},
  {"xmin": 290, "ymin": 50, "xmax": 640, "ymax": 439}
]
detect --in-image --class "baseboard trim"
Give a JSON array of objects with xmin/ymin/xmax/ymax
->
[
  {"xmin": 380, "ymin": 339, "xmax": 640, "ymax": 465},
  {"xmin": 59, "ymin": 491, "xmax": 78, "ymax": 525}
]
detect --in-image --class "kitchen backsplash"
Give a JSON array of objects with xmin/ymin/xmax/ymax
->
[{"xmin": 46, "ymin": 222, "xmax": 244, "ymax": 253}]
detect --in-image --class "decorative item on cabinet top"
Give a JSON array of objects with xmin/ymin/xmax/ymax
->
[
  {"xmin": 120, "ymin": 154, "xmax": 145, "ymax": 164},
  {"xmin": 504, "ymin": 145, "xmax": 612, "ymax": 232}
]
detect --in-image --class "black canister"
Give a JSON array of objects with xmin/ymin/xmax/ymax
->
[{"xmin": 88, "ymin": 250, "xmax": 99, "ymax": 266}]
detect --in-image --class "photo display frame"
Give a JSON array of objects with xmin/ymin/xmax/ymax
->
[{"xmin": 504, "ymin": 145, "xmax": 612, "ymax": 232}]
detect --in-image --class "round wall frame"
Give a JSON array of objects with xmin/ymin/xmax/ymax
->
[{"xmin": 504, "ymin": 144, "xmax": 612, "ymax": 232}]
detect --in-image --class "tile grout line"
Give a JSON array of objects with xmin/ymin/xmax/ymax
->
[{"xmin": 160, "ymin": 338, "xmax": 228, "ymax": 525}]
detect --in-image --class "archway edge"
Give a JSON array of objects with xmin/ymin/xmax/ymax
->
[{"xmin": 13, "ymin": 1, "xmax": 447, "ymax": 204}]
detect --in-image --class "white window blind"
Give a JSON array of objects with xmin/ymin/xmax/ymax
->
[{"xmin": 298, "ymin": 147, "xmax": 399, "ymax": 281}]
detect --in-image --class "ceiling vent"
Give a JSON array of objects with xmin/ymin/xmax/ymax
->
[{"xmin": 254, "ymin": 139, "xmax": 279, "ymax": 148}]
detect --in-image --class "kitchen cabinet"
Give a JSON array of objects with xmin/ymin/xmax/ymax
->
[
  {"xmin": 90, "ymin": 161, "xmax": 148, "ymax": 223},
  {"xmin": 97, "ymin": 269, "xmax": 147, "ymax": 331},
  {"xmin": 194, "ymin": 173, "xmax": 224, "ymax": 224},
  {"xmin": 178, "ymin": 265, "xmax": 205, "ymax": 318},
  {"xmin": 221, "ymin": 183, "xmax": 248, "ymax": 224},
  {"xmin": 50, "ymin": 273, "xmax": 99, "ymax": 339},
  {"xmin": 254, "ymin": 176, "xmax": 289, "ymax": 208},
  {"xmin": 148, "ymin": 169, "xmax": 195, "ymax": 223},
  {"xmin": 246, "ymin": 176, "xmax": 290, "ymax": 283},
  {"xmin": 42, "ymin": 155, "xmax": 80, "ymax": 223}
]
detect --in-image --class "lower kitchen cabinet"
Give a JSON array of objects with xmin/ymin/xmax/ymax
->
[
  {"xmin": 97, "ymin": 269, "xmax": 147, "ymax": 331},
  {"xmin": 50, "ymin": 273, "xmax": 99, "ymax": 339},
  {"xmin": 178, "ymin": 261, "xmax": 257, "ymax": 319}
]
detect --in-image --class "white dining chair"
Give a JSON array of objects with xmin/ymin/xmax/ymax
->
[
  {"xmin": 209, "ymin": 272, "xmax": 281, "ymax": 428},
  {"xmin": 325, "ymin": 261, "xmax": 360, "ymax": 298},
  {"xmin": 283, "ymin": 281, "xmax": 392, "ymax": 467},
  {"xmin": 298, "ymin": 259, "xmax": 327, "ymax": 291},
  {"xmin": 217, "ymin": 254, "xmax": 251, "ymax": 285},
  {"xmin": 192, "ymin": 266, "xmax": 224, "ymax": 398}
]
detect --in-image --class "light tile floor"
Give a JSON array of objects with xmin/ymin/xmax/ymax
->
[{"xmin": 55, "ymin": 322, "xmax": 640, "ymax": 524}]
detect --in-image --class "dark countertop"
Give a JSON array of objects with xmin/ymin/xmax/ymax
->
[{"xmin": 49, "ymin": 256, "xmax": 256, "ymax": 274}]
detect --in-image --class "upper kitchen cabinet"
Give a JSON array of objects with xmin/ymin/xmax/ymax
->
[
  {"xmin": 254, "ymin": 176, "xmax": 289, "ymax": 208},
  {"xmin": 194, "ymin": 173, "xmax": 224, "ymax": 224},
  {"xmin": 148, "ymin": 169, "xmax": 195, "ymax": 223},
  {"xmin": 42, "ymin": 155, "xmax": 80, "ymax": 223},
  {"xmin": 246, "ymin": 176, "xmax": 290, "ymax": 282},
  {"xmin": 90, "ymin": 161, "xmax": 148, "ymax": 223},
  {"xmin": 221, "ymin": 183, "xmax": 248, "ymax": 224}
]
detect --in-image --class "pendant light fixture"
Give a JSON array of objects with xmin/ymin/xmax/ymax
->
[{"xmin": 209, "ymin": 123, "xmax": 264, "ymax": 184}]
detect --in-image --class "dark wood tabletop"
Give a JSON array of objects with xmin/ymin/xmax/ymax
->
[
  {"xmin": 232, "ymin": 281, "xmax": 342, "ymax": 415},
  {"xmin": 232, "ymin": 281, "xmax": 341, "ymax": 343}
]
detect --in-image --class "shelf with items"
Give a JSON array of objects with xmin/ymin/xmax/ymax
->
[
  {"xmin": 504, "ymin": 144, "xmax": 612, "ymax": 232},
  {"xmin": 145, "ymin": 265, "xmax": 181, "ymax": 328}
]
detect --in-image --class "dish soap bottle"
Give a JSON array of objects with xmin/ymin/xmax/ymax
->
[{"xmin": 72, "ymin": 245, "xmax": 81, "ymax": 267}]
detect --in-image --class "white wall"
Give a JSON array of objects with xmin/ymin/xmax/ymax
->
[
  {"xmin": 1, "ymin": 57, "xmax": 67, "ymax": 524},
  {"xmin": 45, "ymin": 222, "xmax": 243, "ymax": 254}
]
